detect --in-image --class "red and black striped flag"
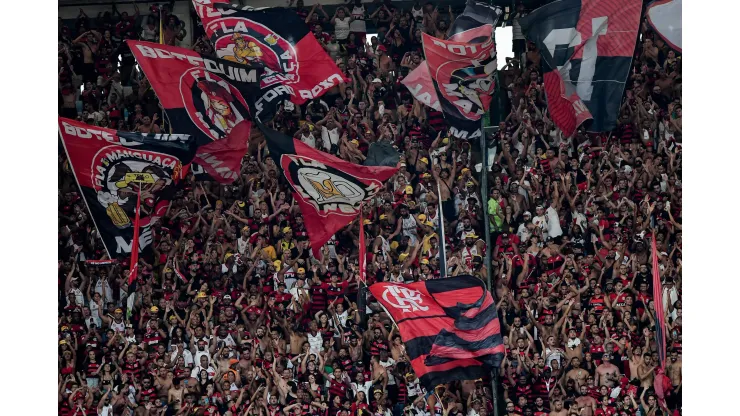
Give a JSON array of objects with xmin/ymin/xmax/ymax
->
[
  {"xmin": 258, "ymin": 123, "xmax": 398, "ymax": 258},
  {"xmin": 519, "ymin": 0, "xmax": 642, "ymax": 137},
  {"xmin": 369, "ymin": 275, "xmax": 504, "ymax": 389}
]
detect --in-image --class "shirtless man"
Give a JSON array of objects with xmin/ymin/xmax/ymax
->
[
  {"xmin": 549, "ymin": 399, "xmax": 567, "ymax": 416},
  {"xmin": 72, "ymin": 30, "xmax": 101, "ymax": 83},
  {"xmin": 154, "ymin": 367, "xmax": 173, "ymax": 397},
  {"xmin": 574, "ymin": 385, "xmax": 597, "ymax": 416},
  {"xmin": 594, "ymin": 352, "xmax": 619, "ymax": 388},
  {"xmin": 563, "ymin": 327, "xmax": 585, "ymax": 361},
  {"xmin": 431, "ymin": 151, "xmax": 457, "ymax": 221},
  {"xmin": 167, "ymin": 378, "xmax": 185, "ymax": 412},
  {"xmin": 564, "ymin": 357, "xmax": 588, "ymax": 388},
  {"xmin": 636, "ymin": 354, "xmax": 656, "ymax": 390},
  {"xmin": 666, "ymin": 350, "xmax": 682, "ymax": 388}
]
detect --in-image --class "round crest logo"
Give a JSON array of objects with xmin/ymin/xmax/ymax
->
[
  {"xmin": 179, "ymin": 67, "xmax": 250, "ymax": 141},
  {"xmin": 280, "ymin": 154, "xmax": 380, "ymax": 217},
  {"xmin": 207, "ymin": 16, "xmax": 299, "ymax": 88},
  {"xmin": 382, "ymin": 285, "xmax": 429, "ymax": 313},
  {"xmin": 91, "ymin": 147, "xmax": 179, "ymax": 229}
]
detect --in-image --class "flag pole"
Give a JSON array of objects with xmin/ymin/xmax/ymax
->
[
  {"xmin": 436, "ymin": 181, "xmax": 448, "ymax": 279},
  {"xmin": 128, "ymin": 186, "xmax": 142, "ymax": 284},
  {"xmin": 357, "ymin": 204, "xmax": 368, "ymax": 326}
]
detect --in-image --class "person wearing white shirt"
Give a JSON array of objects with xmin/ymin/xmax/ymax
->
[
  {"xmin": 190, "ymin": 355, "xmax": 216, "ymax": 380},
  {"xmin": 170, "ymin": 344, "xmax": 194, "ymax": 367}
]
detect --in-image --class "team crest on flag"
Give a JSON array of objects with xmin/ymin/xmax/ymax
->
[
  {"xmin": 180, "ymin": 68, "xmax": 251, "ymax": 141},
  {"xmin": 280, "ymin": 154, "xmax": 383, "ymax": 217},
  {"xmin": 207, "ymin": 17, "xmax": 299, "ymax": 87}
]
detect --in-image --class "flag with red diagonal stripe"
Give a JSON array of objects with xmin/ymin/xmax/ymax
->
[{"xmin": 520, "ymin": 0, "xmax": 642, "ymax": 137}]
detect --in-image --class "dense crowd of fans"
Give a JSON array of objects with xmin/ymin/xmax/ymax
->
[{"xmin": 58, "ymin": 1, "xmax": 682, "ymax": 416}]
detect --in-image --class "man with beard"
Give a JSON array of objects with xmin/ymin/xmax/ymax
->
[
  {"xmin": 574, "ymin": 385, "xmax": 597, "ymax": 416},
  {"xmin": 389, "ymin": 204, "xmax": 419, "ymax": 246},
  {"xmin": 594, "ymin": 352, "xmax": 620, "ymax": 388}
]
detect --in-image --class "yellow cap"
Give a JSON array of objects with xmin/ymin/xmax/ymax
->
[
  {"xmin": 351, "ymin": 139, "xmax": 359, "ymax": 145},
  {"xmin": 466, "ymin": 181, "xmax": 474, "ymax": 187},
  {"xmin": 418, "ymin": 214, "xmax": 427, "ymax": 222},
  {"xmin": 390, "ymin": 241, "xmax": 399, "ymax": 250},
  {"xmin": 59, "ymin": 339, "xmax": 68, "ymax": 345},
  {"xmin": 150, "ymin": 306, "xmax": 159, "ymax": 313},
  {"xmin": 197, "ymin": 291, "xmax": 207, "ymax": 298},
  {"xmin": 237, "ymin": 201, "xmax": 246, "ymax": 208},
  {"xmin": 405, "ymin": 185, "xmax": 413, "ymax": 195},
  {"xmin": 164, "ymin": 267, "xmax": 173, "ymax": 273},
  {"xmin": 442, "ymin": 138, "xmax": 449, "ymax": 144},
  {"xmin": 114, "ymin": 308, "xmax": 123, "ymax": 313},
  {"xmin": 283, "ymin": 227, "xmax": 292, "ymax": 234},
  {"xmin": 364, "ymin": 219, "xmax": 372, "ymax": 225},
  {"xmin": 466, "ymin": 232, "xmax": 479, "ymax": 239},
  {"xmin": 224, "ymin": 252, "xmax": 234, "ymax": 261},
  {"xmin": 420, "ymin": 157, "xmax": 429, "ymax": 164},
  {"xmin": 421, "ymin": 258, "xmax": 430, "ymax": 265},
  {"xmin": 273, "ymin": 260, "xmax": 282, "ymax": 270},
  {"xmin": 297, "ymin": 267, "xmax": 306, "ymax": 274},
  {"xmin": 462, "ymin": 168, "xmax": 470, "ymax": 173},
  {"xmin": 216, "ymin": 200, "xmax": 223, "ymax": 207},
  {"xmin": 421, "ymin": 172, "xmax": 431, "ymax": 179},
  {"xmin": 380, "ymin": 214, "xmax": 387, "ymax": 220},
  {"xmin": 425, "ymin": 221, "xmax": 434, "ymax": 227},
  {"xmin": 398, "ymin": 253, "xmax": 409, "ymax": 261},
  {"xmin": 61, "ymin": 326, "xmax": 70, "ymax": 332},
  {"xmin": 242, "ymin": 226, "xmax": 250, "ymax": 233}
]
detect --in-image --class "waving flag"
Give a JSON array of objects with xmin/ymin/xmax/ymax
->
[
  {"xmin": 369, "ymin": 275, "xmax": 504, "ymax": 389},
  {"xmin": 58, "ymin": 118, "xmax": 197, "ymax": 261},
  {"xmin": 193, "ymin": 1, "xmax": 348, "ymax": 122},
  {"xmin": 128, "ymin": 40, "xmax": 257, "ymax": 183},
  {"xmin": 403, "ymin": 0, "xmax": 502, "ymax": 139},
  {"xmin": 519, "ymin": 0, "xmax": 642, "ymax": 137},
  {"xmin": 646, "ymin": 0, "xmax": 682, "ymax": 52},
  {"xmin": 258, "ymin": 123, "xmax": 398, "ymax": 258}
]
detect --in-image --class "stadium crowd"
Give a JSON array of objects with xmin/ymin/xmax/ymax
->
[{"xmin": 58, "ymin": 1, "xmax": 682, "ymax": 416}]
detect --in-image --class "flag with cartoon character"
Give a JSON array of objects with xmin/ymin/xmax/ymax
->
[{"xmin": 58, "ymin": 117, "xmax": 198, "ymax": 260}]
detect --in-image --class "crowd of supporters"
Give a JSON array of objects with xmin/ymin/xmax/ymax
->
[{"xmin": 58, "ymin": 1, "xmax": 682, "ymax": 416}]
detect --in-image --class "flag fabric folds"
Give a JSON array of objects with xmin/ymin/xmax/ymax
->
[
  {"xmin": 652, "ymin": 236, "xmax": 667, "ymax": 369},
  {"xmin": 58, "ymin": 117, "xmax": 197, "ymax": 261},
  {"xmin": 193, "ymin": 1, "xmax": 348, "ymax": 122},
  {"xmin": 128, "ymin": 40, "xmax": 257, "ymax": 183},
  {"xmin": 363, "ymin": 141, "xmax": 400, "ymax": 168},
  {"xmin": 403, "ymin": 0, "xmax": 502, "ymax": 139},
  {"xmin": 519, "ymin": 0, "xmax": 642, "ymax": 137},
  {"xmin": 646, "ymin": 0, "xmax": 682, "ymax": 52},
  {"xmin": 369, "ymin": 275, "xmax": 504, "ymax": 390},
  {"xmin": 258, "ymin": 123, "xmax": 398, "ymax": 258}
]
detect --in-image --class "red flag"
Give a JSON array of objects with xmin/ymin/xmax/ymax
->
[
  {"xmin": 128, "ymin": 188, "xmax": 142, "ymax": 284},
  {"xmin": 651, "ymin": 236, "xmax": 667, "ymax": 369},
  {"xmin": 193, "ymin": 120, "xmax": 251, "ymax": 184},
  {"xmin": 259, "ymin": 123, "xmax": 398, "ymax": 258}
]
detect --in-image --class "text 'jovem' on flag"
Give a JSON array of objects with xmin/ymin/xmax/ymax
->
[
  {"xmin": 58, "ymin": 117, "xmax": 197, "ymax": 260},
  {"xmin": 519, "ymin": 0, "xmax": 642, "ymax": 137},
  {"xmin": 403, "ymin": 0, "xmax": 502, "ymax": 140},
  {"xmin": 193, "ymin": 1, "xmax": 348, "ymax": 122},
  {"xmin": 258, "ymin": 123, "xmax": 398, "ymax": 258},
  {"xmin": 369, "ymin": 275, "xmax": 504, "ymax": 390}
]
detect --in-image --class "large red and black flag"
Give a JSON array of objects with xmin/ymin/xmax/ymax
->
[
  {"xmin": 128, "ymin": 40, "xmax": 258, "ymax": 183},
  {"xmin": 519, "ymin": 0, "xmax": 642, "ymax": 137},
  {"xmin": 258, "ymin": 123, "xmax": 398, "ymax": 258},
  {"xmin": 369, "ymin": 275, "xmax": 504, "ymax": 389},
  {"xmin": 58, "ymin": 117, "xmax": 197, "ymax": 260},
  {"xmin": 193, "ymin": 1, "xmax": 348, "ymax": 122},
  {"xmin": 405, "ymin": 1, "xmax": 502, "ymax": 140}
]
